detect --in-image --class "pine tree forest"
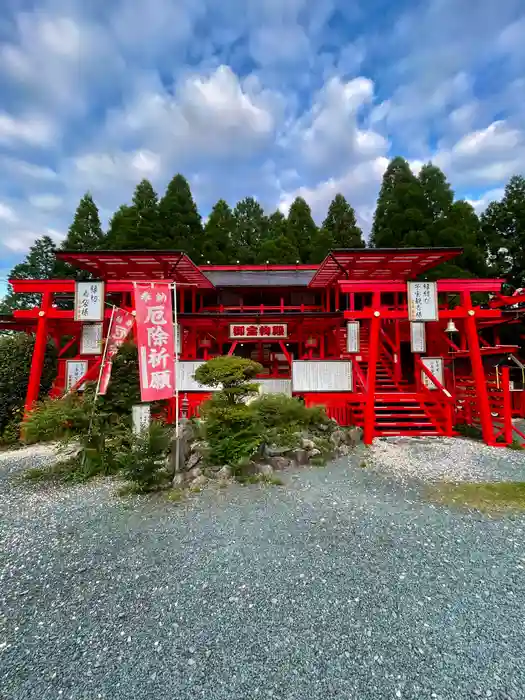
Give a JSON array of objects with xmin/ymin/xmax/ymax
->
[{"xmin": 3, "ymin": 161, "xmax": 525, "ymax": 311}]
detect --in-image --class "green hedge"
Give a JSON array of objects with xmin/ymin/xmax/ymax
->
[{"xmin": 0, "ymin": 333, "xmax": 57, "ymax": 442}]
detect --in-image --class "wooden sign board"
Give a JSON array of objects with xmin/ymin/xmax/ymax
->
[
  {"xmin": 410, "ymin": 322, "xmax": 426, "ymax": 353},
  {"xmin": 65, "ymin": 360, "xmax": 88, "ymax": 392},
  {"xmin": 175, "ymin": 361, "xmax": 219, "ymax": 391},
  {"xmin": 407, "ymin": 281, "xmax": 438, "ymax": 321},
  {"xmin": 74, "ymin": 281, "xmax": 104, "ymax": 322},
  {"xmin": 292, "ymin": 360, "xmax": 352, "ymax": 392},
  {"xmin": 421, "ymin": 357, "xmax": 444, "ymax": 390},
  {"xmin": 229, "ymin": 323, "xmax": 288, "ymax": 339},
  {"xmin": 346, "ymin": 322, "xmax": 360, "ymax": 353},
  {"xmin": 132, "ymin": 404, "xmax": 151, "ymax": 436},
  {"xmin": 80, "ymin": 323, "xmax": 103, "ymax": 355}
]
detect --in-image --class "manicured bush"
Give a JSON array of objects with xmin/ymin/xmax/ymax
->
[
  {"xmin": 194, "ymin": 356, "xmax": 262, "ymax": 404},
  {"xmin": 0, "ymin": 333, "xmax": 57, "ymax": 441},
  {"xmin": 251, "ymin": 393, "xmax": 328, "ymax": 430}
]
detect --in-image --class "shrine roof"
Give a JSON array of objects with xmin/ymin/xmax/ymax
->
[
  {"xmin": 308, "ymin": 248, "xmax": 463, "ymax": 288},
  {"xmin": 201, "ymin": 268, "xmax": 316, "ymax": 287},
  {"xmin": 56, "ymin": 251, "xmax": 215, "ymax": 288}
]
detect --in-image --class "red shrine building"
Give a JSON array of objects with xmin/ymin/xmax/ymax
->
[{"xmin": 3, "ymin": 247, "xmax": 525, "ymax": 447}]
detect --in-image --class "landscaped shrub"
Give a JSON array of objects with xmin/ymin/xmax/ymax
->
[
  {"xmin": 195, "ymin": 356, "xmax": 263, "ymax": 404},
  {"xmin": 251, "ymin": 393, "xmax": 328, "ymax": 430},
  {"xmin": 0, "ymin": 333, "xmax": 57, "ymax": 441},
  {"xmin": 115, "ymin": 421, "xmax": 171, "ymax": 492},
  {"xmin": 23, "ymin": 394, "xmax": 91, "ymax": 444},
  {"xmin": 95, "ymin": 341, "xmax": 141, "ymax": 419}
]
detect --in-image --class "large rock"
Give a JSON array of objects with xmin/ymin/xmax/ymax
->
[
  {"xmin": 190, "ymin": 475, "xmax": 208, "ymax": 489},
  {"xmin": 216, "ymin": 465, "xmax": 232, "ymax": 480},
  {"xmin": 185, "ymin": 452, "xmax": 202, "ymax": 472},
  {"xmin": 269, "ymin": 456, "xmax": 290, "ymax": 471},
  {"xmin": 187, "ymin": 466, "xmax": 202, "ymax": 480},
  {"xmin": 263, "ymin": 444, "xmax": 289, "ymax": 459},
  {"xmin": 330, "ymin": 429, "xmax": 346, "ymax": 447},
  {"xmin": 309, "ymin": 448, "xmax": 322, "ymax": 458},
  {"xmin": 258, "ymin": 463, "xmax": 274, "ymax": 477},
  {"xmin": 287, "ymin": 448, "xmax": 309, "ymax": 465},
  {"xmin": 300, "ymin": 438, "xmax": 315, "ymax": 450},
  {"xmin": 347, "ymin": 427, "xmax": 363, "ymax": 446}
]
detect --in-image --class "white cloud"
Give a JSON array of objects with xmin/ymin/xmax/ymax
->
[
  {"xmin": 0, "ymin": 157, "xmax": 58, "ymax": 181},
  {"xmin": 0, "ymin": 111, "xmax": 55, "ymax": 146},
  {"xmin": 0, "ymin": 203, "xmax": 18, "ymax": 224},
  {"xmin": 28, "ymin": 194, "xmax": 64, "ymax": 211},
  {"xmin": 466, "ymin": 188, "xmax": 505, "ymax": 214},
  {"xmin": 279, "ymin": 156, "xmax": 389, "ymax": 228}
]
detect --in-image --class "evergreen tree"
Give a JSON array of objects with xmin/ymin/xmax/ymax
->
[
  {"xmin": 418, "ymin": 163, "xmax": 454, "ymax": 221},
  {"xmin": 158, "ymin": 174, "xmax": 203, "ymax": 257},
  {"xmin": 104, "ymin": 205, "xmax": 134, "ymax": 249},
  {"xmin": 286, "ymin": 197, "xmax": 319, "ymax": 263},
  {"xmin": 257, "ymin": 211, "xmax": 300, "ymax": 264},
  {"xmin": 230, "ymin": 197, "xmax": 268, "ymax": 264},
  {"xmin": 370, "ymin": 156, "xmax": 431, "ymax": 248},
  {"xmin": 481, "ymin": 175, "xmax": 525, "ymax": 288},
  {"xmin": 202, "ymin": 200, "xmax": 235, "ymax": 264},
  {"xmin": 130, "ymin": 179, "xmax": 160, "ymax": 248},
  {"xmin": 313, "ymin": 194, "xmax": 364, "ymax": 262},
  {"xmin": 0, "ymin": 236, "xmax": 58, "ymax": 311},
  {"xmin": 61, "ymin": 193, "xmax": 105, "ymax": 251}
]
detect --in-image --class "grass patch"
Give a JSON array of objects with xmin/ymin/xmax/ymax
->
[
  {"xmin": 359, "ymin": 460, "xmax": 368, "ymax": 468},
  {"xmin": 428, "ymin": 481, "xmax": 525, "ymax": 513},
  {"xmin": 236, "ymin": 473, "xmax": 285, "ymax": 486},
  {"xmin": 166, "ymin": 488, "xmax": 185, "ymax": 502},
  {"xmin": 21, "ymin": 457, "xmax": 98, "ymax": 484},
  {"xmin": 508, "ymin": 440, "xmax": 524, "ymax": 451}
]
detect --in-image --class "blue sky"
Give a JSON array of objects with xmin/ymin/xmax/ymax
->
[{"xmin": 0, "ymin": 0, "xmax": 524, "ymax": 294}]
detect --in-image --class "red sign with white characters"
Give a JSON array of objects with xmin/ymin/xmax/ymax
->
[
  {"xmin": 98, "ymin": 308, "xmax": 135, "ymax": 395},
  {"xmin": 134, "ymin": 283, "xmax": 175, "ymax": 402},
  {"xmin": 229, "ymin": 323, "xmax": 288, "ymax": 339}
]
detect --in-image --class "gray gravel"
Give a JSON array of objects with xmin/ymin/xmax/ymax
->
[
  {"xmin": 1, "ymin": 443, "xmax": 525, "ymax": 699},
  {"xmin": 369, "ymin": 436, "xmax": 525, "ymax": 483}
]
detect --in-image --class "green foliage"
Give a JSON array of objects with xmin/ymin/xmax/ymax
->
[
  {"xmin": 481, "ymin": 175, "xmax": 525, "ymax": 287},
  {"xmin": 158, "ymin": 173, "xmax": 203, "ymax": 255},
  {"xmin": 371, "ymin": 156, "xmax": 432, "ymax": 248},
  {"xmin": 115, "ymin": 421, "xmax": 171, "ymax": 492},
  {"xmin": 319, "ymin": 194, "xmax": 364, "ymax": 254},
  {"xmin": 61, "ymin": 193, "xmax": 105, "ymax": 252},
  {"xmin": 94, "ymin": 342, "xmax": 141, "ymax": 419},
  {"xmin": 231, "ymin": 197, "xmax": 268, "ymax": 263},
  {"xmin": 194, "ymin": 356, "xmax": 262, "ymax": 404},
  {"xmin": 257, "ymin": 211, "xmax": 300, "ymax": 264},
  {"xmin": 454, "ymin": 422, "xmax": 483, "ymax": 440},
  {"xmin": 105, "ymin": 180, "xmax": 160, "ymax": 249},
  {"xmin": 251, "ymin": 393, "xmax": 327, "ymax": 430},
  {"xmin": 202, "ymin": 199, "xmax": 235, "ymax": 263},
  {"xmin": 201, "ymin": 401, "xmax": 262, "ymax": 466},
  {"xmin": 0, "ymin": 236, "xmax": 59, "ymax": 312},
  {"xmin": 0, "ymin": 333, "xmax": 57, "ymax": 438},
  {"xmin": 286, "ymin": 197, "xmax": 319, "ymax": 263},
  {"xmin": 428, "ymin": 481, "xmax": 525, "ymax": 513},
  {"xmin": 23, "ymin": 394, "xmax": 91, "ymax": 444}
]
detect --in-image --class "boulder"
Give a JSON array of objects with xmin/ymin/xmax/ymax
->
[
  {"xmin": 309, "ymin": 448, "xmax": 322, "ymax": 458},
  {"xmin": 269, "ymin": 456, "xmax": 290, "ymax": 471},
  {"xmin": 287, "ymin": 448, "xmax": 309, "ymax": 465},
  {"xmin": 258, "ymin": 463, "xmax": 274, "ymax": 477},
  {"xmin": 263, "ymin": 444, "xmax": 289, "ymax": 459},
  {"xmin": 185, "ymin": 452, "xmax": 202, "ymax": 472},
  {"xmin": 330, "ymin": 429, "xmax": 346, "ymax": 447},
  {"xmin": 338, "ymin": 444, "xmax": 351, "ymax": 456},
  {"xmin": 217, "ymin": 465, "xmax": 232, "ymax": 480},
  {"xmin": 347, "ymin": 427, "xmax": 363, "ymax": 446},
  {"xmin": 191, "ymin": 440, "xmax": 209, "ymax": 455},
  {"xmin": 300, "ymin": 438, "xmax": 315, "ymax": 450},
  {"xmin": 190, "ymin": 475, "xmax": 208, "ymax": 489},
  {"xmin": 187, "ymin": 466, "xmax": 202, "ymax": 480}
]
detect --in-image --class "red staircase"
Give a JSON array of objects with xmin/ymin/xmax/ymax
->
[{"xmin": 343, "ymin": 322, "xmax": 446, "ymax": 437}]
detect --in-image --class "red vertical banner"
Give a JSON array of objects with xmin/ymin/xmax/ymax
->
[
  {"xmin": 98, "ymin": 308, "xmax": 135, "ymax": 396},
  {"xmin": 134, "ymin": 283, "xmax": 175, "ymax": 402}
]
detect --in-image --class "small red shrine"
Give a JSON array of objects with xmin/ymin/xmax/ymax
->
[{"xmin": 3, "ymin": 247, "xmax": 525, "ymax": 447}]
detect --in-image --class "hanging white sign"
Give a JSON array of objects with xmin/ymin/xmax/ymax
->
[
  {"xmin": 80, "ymin": 322, "xmax": 103, "ymax": 355},
  {"xmin": 257, "ymin": 379, "xmax": 292, "ymax": 396},
  {"xmin": 132, "ymin": 404, "xmax": 151, "ymax": 436},
  {"xmin": 407, "ymin": 281, "xmax": 438, "ymax": 321},
  {"xmin": 174, "ymin": 324, "xmax": 181, "ymax": 355},
  {"xmin": 292, "ymin": 360, "xmax": 353, "ymax": 392},
  {"xmin": 74, "ymin": 281, "xmax": 105, "ymax": 322},
  {"xmin": 66, "ymin": 360, "xmax": 88, "ymax": 392},
  {"xmin": 346, "ymin": 322, "xmax": 360, "ymax": 353},
  {"xmin": 175, "ymin": 361, "xmax": 219, "ymax": 391},
  {"xmin": 421, "ymin": 357, "xmax": 444, "ymax": 390},
  {"xmin": 410, "ymin": 322, "xmax": 426, "ymax": 353}
]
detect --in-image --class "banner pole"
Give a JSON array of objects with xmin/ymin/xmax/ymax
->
[
  {"xmin": 95, "ymin": 305, "xmax": 116, "ymax": 399},
  {"xmin": 173, "ymin": 281, "xmax": 181, "ymax": 473}
]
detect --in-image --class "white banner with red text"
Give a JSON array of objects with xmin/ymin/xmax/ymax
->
[{"xmin": 97, "ymin": 308, "xmax": 135, "ymax": 396}]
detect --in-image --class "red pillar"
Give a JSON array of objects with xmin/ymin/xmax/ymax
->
[
  {"xmin": 363, "ymin": 311, "xmax": 381, "ymax": 445},
  {"xmin": 463, "ymin": 293, "xmax": 495, "ymax": 445},
  {"xmin": 24, "ymin": 291, "xmax": 52, "ymax": 418}
]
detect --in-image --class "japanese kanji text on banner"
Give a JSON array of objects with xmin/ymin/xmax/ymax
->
[
  {"xmin": 98, "ymin": 309, "xmax": 135, "ymax": 396},
  {"xmin": 134, "ymin": 283, "xmax": 175, "ymax": 402}
]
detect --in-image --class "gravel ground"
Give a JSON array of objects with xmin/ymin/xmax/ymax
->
[
  {"xmin": 368, "ymin": 436, "xmax": 525, "ymax": 483},
  {"xmin": 1, "ymin": 443, "xmax": 525, "ymax": 700}
]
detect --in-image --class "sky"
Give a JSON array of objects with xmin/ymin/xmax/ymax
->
[{"xmin": 0, "ymin": 0, "xmax": 524, "ymax": 294}]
